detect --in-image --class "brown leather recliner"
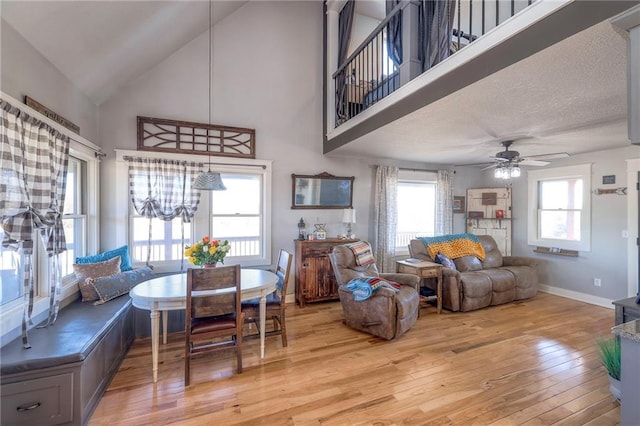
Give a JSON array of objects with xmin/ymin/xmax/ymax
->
[
  {"xmin": 409, "ymin": 235, "xmax": 539, "ymax": 312},
  {"xmin": 329, "ymin": 243, "xmax": 420, "ymax": 340}
]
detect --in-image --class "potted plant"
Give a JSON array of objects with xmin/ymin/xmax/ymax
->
[{"xmin": 596, "ymin": 336, "xmax": 621, "ymax": 401}]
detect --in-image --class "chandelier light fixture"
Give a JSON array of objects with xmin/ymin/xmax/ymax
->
[
  {"xmin": 193, "ymin": 0, "xmax": 226, "ymax": 191},
  {"xmin": 494, "ymin": 163, "xmax": 521, "ymax": 180}
]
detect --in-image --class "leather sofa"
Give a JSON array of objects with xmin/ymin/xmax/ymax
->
[
  {"xmin": 330, "ymin": 243, "xmax": 420, "ymax": 340},
  {"xmin": 409, "ymin": 235, "xmax": 539, "ymax": 312}
]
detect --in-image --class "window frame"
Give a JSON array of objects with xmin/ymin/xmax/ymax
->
[
  {"xmin": 527, "ymin": 164, "xmax": 591, "ymax": 252},
  {"xmin": 118, "ymin": 149, "xmax": 272, "ymax": 272},
  {"xmin": 395, "ymin": 170, "xmax": 437, "ymax": 256}
]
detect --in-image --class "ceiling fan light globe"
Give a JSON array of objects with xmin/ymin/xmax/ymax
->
[
  {"xmin": 510, "ymin": 166, "xmax": 521, "ymax": 178},
  {"xmin": 494, "ymin": 168, "xmax": 501, "ymax": 179}
]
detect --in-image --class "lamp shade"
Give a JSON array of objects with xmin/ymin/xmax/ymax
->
[
  {"xmin": 192, "ymin": 171, "xmax": 227, "ymax": 190},
  {"xmin": 342, "ymin": 208, "xmax": 356, "ymax": 223}
]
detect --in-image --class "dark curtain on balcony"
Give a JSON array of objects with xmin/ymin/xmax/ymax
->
[
  {"xmin": 419, "ymin": 0, "xmax": 456, "ymax": 71},
  {"xmin": 335, "ymin": 0, "xmax": 355, "ymax": 124},
  {"xmin": 386, "ymin": 0, "xmax": 402, "ymax": 67}
]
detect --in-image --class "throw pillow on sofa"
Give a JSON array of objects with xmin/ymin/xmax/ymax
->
[
  {"xmin": 434, "ymin": 251, "xmax": 456, "ymax": 270},
  {"xmin": 89, "ymin": 267, "xmax": 153, "ymax": 305},
  {"xmin": 75, "ymin": 245, "xmax": 133, "ymax": 271}
]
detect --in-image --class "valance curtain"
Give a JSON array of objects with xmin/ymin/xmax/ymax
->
[
  {"xmin": 419, "ymin": 0, "xmax": 457, "ymax": 71},
  {"xmin": 373, "ymin": 165, "xmax": 398, "ymax": 272},
  {"xmin": 127, "ymin": 157, "xmax": 202, "ymax": 269},
  {"xmin": 335, "ymin": 0, "xmax": 356, "ymax": 124},
  {"xmin": 436, "ymin": 169, "xmax": 454, "ymax": 235},
  {"xmin": 0, "ymin": 99, "xmax": 70, "ymax": 348}
]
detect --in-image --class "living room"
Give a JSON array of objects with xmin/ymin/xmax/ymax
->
[{"xmin": 1, "ymin": 0, "xmax": 639, "ymax": 424}]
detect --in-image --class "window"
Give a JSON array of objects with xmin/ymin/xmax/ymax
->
[
  {"xmin": 395, "ymin": 171, "xmax": 437, "ymax": 254},
  {"xmin": 210, "ymin": 173, "xmax": 263, "ymax": 260},
  {"xmin": 60, "ymin": 156, "xmax": 87, "ymax": 279},
  {"xmin": 528, "ymin": 164, "xmax": 591, "ymax": 251},
  {"xmin": 123, "ymin": 149, "xmax": 272, "ymax": 270},
  {"xmin": 0, "ymin": 228, "xmax": 24, "ymax": 306}
]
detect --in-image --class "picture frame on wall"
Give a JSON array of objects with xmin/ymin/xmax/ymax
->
[{"xmin": 453, "ymin": 196, "xmax": 465, "ymax": 213}]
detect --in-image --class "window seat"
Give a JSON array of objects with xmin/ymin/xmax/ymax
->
[{"xmin": 0, "ymin": 295, "xmax": 135, "ymax": 426}]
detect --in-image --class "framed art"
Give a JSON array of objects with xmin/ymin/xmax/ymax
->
[{"xmin": 453, "ymin": 196, "xmax": 465, "ymax": 213}]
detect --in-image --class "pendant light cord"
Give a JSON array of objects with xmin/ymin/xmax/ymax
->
[{"xmin": 207, "ymin": 0, "xmax": 212, "ymax": 172}]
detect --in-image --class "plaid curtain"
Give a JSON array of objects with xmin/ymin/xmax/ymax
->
[
  {"xmin": 0, "ymin": 99, "xmax": 70, "ymax": 348},
  {"xmin": 127, "ymin": 157, "xmax": 202, "ymax": 268}
]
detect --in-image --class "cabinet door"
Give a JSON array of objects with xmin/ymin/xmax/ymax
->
[{"xmin": 303, "ymin": 255, "xmax": 338, "ymax": 301}]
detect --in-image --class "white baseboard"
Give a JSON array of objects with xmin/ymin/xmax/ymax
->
[
  {"xmin": 538, "ymin": 284, "xmax": 615, "ymax": 310},
  {"xmin": 285, "ymin": 293, "xmax": 296, "ymax": 304}
]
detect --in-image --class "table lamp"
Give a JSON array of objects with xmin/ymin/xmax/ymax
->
[{"xmin": 342, "ymin": 208, "xmax": 356, "ymax": 238}]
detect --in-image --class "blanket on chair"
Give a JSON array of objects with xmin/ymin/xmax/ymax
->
[
  {"xmin": 418, "ymin": 233, "xmax": 486, "ymax": 261},
  {"xmin": 345, "ymin": 277, "xmax": 401, "ymax": 301},
  {"xmin": 346, "ymin": 241, "xmax": 376, "ymax": 266}
]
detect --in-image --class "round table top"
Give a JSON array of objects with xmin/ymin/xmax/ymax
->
[{"xmin": 129, "ymin": 268, "xmax": 278, "ymax": 306}]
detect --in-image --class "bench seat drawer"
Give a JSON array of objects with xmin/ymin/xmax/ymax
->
[{"xmin": 1, "ymin": 372, "xmax": 74, "ymax": 425}]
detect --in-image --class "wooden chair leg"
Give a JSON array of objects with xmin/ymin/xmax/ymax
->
[
  {"xmin": 236, "ymin": 334, "xmax": 243, "ymax": 374},
  {"xmin": 184, "ymin": 351, "xmax": 190, "ymax": 386},
  {"xmin": 280, "ymin": 313, "xmax": 287, "ymax": 347}
]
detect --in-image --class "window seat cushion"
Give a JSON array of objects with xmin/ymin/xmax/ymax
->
[{"xmin": 0, "ymin": 295, "xmax": 131, "ymax": 375}]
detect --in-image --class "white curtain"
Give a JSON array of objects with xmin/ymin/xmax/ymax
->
[
  {"xmin": 1, "ymin": 99, "xmax": 70, "ymax": 348},
  {"xmin": 373, "ymin": 165, "xmax": 398, "ymax": 272},
  {"xmin": 436, "ymin": 169, "xmax": 454, "ymax": 235}
]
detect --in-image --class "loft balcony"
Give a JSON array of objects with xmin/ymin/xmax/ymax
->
[{"xmin": 324, "ymin": 0, "xmax": 637, "ymax": 155}]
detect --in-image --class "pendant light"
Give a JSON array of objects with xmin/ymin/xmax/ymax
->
[{"xmin": 193, "ymin": 0, "xmax": 226, "ymax": 191}]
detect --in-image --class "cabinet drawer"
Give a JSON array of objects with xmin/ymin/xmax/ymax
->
[{"xmin": 1, "ymin": 373, "xmax": 74, "ymax": 425}]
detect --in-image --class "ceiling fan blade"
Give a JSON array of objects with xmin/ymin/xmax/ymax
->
[
  {"xmin": 519, "ymin": 159, "xmax": 550, "ymax": 167},
  {"xmin": 489, "ymin": 156, "xmax": 509, "ymax": 163},
  {"xmin": 525, "ymin": 152, "xmax": 569, "ymax": 160},
  {"xmin": 481, "ymin": 163, "xmax": 499, "ymax": 171}
]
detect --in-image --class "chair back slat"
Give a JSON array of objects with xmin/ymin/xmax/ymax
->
[{"xmin": 274, "ymin": 249, "xmax": 292, "ymax": 295}]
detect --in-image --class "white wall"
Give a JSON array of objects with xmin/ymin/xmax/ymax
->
[
  {"xmin": 472, "ymin": 145, "xmax": 640, "ymax": 303},
  {"xmin": 0, "ymin": 19, "xmax": 98, "ymax": 142},
  {"xmin": 98, "ymin": 2, "xmax": 385, "ymax": 285}
]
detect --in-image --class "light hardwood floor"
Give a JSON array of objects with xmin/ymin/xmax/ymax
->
[{"xmin": 90, "ymin": 293, "xmax": 620, "ymax": 425}]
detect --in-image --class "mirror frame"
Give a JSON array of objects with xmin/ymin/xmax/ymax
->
[{"xmin": 291, "ymin": 172, "xmax": 354, "ymax": 209}]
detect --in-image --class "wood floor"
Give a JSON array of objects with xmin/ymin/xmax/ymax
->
[{"xmin": 89, "ymin": 293, "xmax": 620, "ymax": 425}]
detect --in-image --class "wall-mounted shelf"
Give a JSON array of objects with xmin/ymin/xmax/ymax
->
[{"xmin": 533, "ymin": 247, "xmax": 579, "ymax": 257}]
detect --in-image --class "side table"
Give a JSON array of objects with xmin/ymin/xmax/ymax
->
[{"xmin": 396, "ymin": 259, "xmax": 442, "ymax": 313}]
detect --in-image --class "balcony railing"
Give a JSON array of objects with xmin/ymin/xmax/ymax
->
[
  {"xmin": 333, "ymin": 0, "xmax": 537, "ymax": 127},
  {"xmin": 131, "ymin": 236, "xmax": 261, "ymax": 264}
]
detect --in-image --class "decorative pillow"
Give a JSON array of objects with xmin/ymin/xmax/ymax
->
[
  {"xmin": 434, "ymin": 251, "xmax": 457, "ymax": 270},
  {"xmin": 75, "ymin": 245, "xmax": 132, "ymax": 271},
  {"xmin": 73, "ymin": 256, "xmax": 122, "ymax": 281},
  {"xmin": 90, "ymin": 267, "xmax": 153, "ymax": 305}
]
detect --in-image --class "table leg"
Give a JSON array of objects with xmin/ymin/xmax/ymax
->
[
  {"xmin": 162, "ymin": 310, "xmax": 168, "ymax": 344},
  {"xmin": 259, "ymin": 294, "xmax": 267, "ymax": 359},
  {"xmin": 150, "ymin": 310, "xmax": 160, "ymax": 383},
  {"xmin": 436, "ymin": 271, "xmax": 443, "ymax": 314}
]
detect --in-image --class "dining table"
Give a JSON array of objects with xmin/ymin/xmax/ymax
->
[{"xmin": 129, "ymin": 268, "xmax": 278, "ymax": 383}]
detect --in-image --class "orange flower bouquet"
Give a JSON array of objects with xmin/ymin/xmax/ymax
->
[{"xmin": 185, "ymin": 236, "xmax": 231, "ymax": 266}]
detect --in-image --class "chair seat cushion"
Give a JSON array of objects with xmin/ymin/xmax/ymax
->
[
  {"xmin": 241, "ymin": 292, "xmax": 281, "ymax": 307},
  {"xmin": 191, "ymin": 314, "xmax": 238, "ymax": 334}
]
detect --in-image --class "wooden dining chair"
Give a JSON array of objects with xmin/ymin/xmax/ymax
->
[
  {"xmin": 185, "ymin": 264, "xmax": 244, "ymax": 386},
  {"xmin": 242, "ymin": 249, "xmax": 293, "ymax": 347}
]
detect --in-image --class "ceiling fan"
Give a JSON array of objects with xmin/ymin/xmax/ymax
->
[{"xmin": 481, "ymin": 140, "xmax": 570, "ymax": 171}]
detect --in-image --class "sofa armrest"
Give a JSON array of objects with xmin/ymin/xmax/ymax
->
[
  {"xmin": 379, "ymin": 273, "xmax": 419, "ymax": 290},
  {"xmin": 441, "ymin": 267, "xmax": 461, "ymax": 279},
  {"xmin": 503, "ymin": 256, "xmax": 540, "ymax": 268}
]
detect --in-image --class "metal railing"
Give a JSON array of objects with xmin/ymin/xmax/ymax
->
[
  {"xmin": 131, "ymin": 236, "xmax": 261, "ymax": 263},
  {"xmin": 333, "ymin": 0, "xmax": 537, "ymax": 127},
  {"xmin": 395, "ymin": 231, "xmax": 434, "ymax": 250}
]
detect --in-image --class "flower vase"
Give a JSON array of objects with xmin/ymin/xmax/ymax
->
[{"xmin": 204, "ymin": 263, "xmax": 217, "ymax": 269}]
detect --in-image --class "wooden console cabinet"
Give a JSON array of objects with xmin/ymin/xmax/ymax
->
[{"xmin": 295, "ymin": 239, "xmax": 358, "ymax": 307}]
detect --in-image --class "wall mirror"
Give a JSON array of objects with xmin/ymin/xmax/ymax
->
[{"xmin": 291, "ymin": 172, "xmax": 354, "ymax": 209}]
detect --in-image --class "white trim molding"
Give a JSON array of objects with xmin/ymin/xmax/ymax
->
[{"xmin": 538, "ymin": 284, "xmax": 614, "ymax": 310}]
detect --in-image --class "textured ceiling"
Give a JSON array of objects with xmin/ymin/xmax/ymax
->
[{"xmin": 329, "ymin": 20, "xmax": 637, "ymax": 166}]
